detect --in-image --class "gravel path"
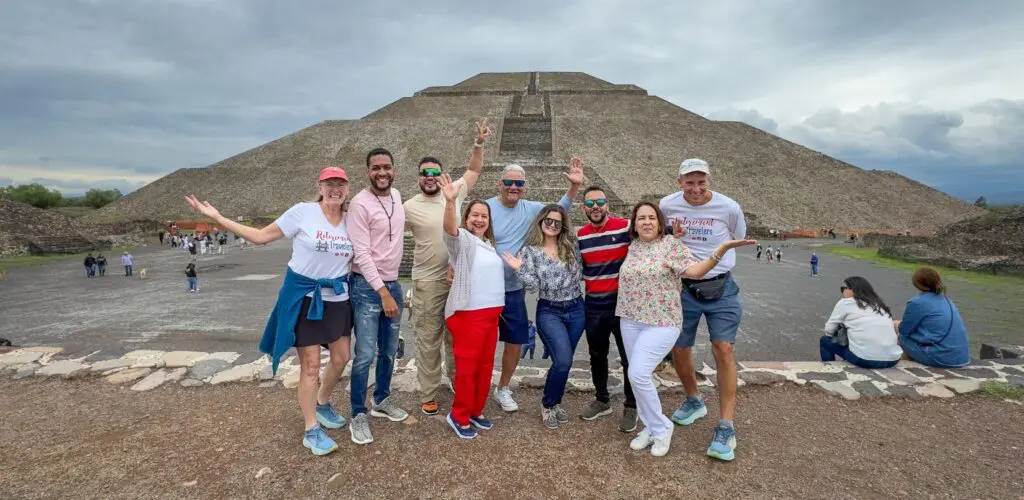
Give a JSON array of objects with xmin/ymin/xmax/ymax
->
[{"xmin": 1, "ymin": 380, "xmax": 1021, "ymax": 499}]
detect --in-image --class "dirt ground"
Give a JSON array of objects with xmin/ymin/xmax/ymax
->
[{"xmin": 1, "ymin": 380, "xmax": 1022, "ymax": 499}]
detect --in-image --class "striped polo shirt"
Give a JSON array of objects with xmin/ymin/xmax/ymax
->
[{"xmin": 577, "ymin": 216, "xmax": 631, "ymax": 308}]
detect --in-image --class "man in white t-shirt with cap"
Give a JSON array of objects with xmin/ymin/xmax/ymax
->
[{"xmin": 659, "ymin": 158, "xmax": 746, "ymax": 462}]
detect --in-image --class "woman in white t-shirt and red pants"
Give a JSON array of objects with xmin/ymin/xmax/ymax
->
[
  {"xmin": 185, "ymin": 166, "xmax": 355, "ymax": 456},
  {"xmin": 438, "ymin": 174, "xmax": 505, "ymax": 439}
]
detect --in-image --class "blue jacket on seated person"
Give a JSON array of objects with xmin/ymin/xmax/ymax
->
[
  {"xmin": 260, "ymin": 267, "xmax": 348, "ymax": 375},
  {"xmin": 898, "ymin": 291, "xmax": 970, "ymax": 368}
]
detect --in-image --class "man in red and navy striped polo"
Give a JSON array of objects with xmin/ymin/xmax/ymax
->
[{"xmin": 576, "ymin": 186, "xmax": 638, "ymax": 432}]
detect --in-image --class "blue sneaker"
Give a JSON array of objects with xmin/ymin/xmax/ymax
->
[
  {"xmin": 446, "ymin": 413, "xmax": 478, "ymax": 440},
  {"xmin": 302, "ymin": 424, "xmax": 338, "ymax": 456},
  {"xmin": 469, "ymin": 415, "xmax": 493, "ymax": 430},
  {"xmin": 315, "ymin": 402, "xmax": 346, "ymax": 429},
  {"xmin": 671, "ymin": 396, "xmax": 708, "ymax": 426},
  {"xmin": 707, "ymin": 423, "xmax": 737, "ymax": 461}
]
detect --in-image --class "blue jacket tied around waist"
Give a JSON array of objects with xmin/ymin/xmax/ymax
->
[{"xmin": 260, "ymin": 267, "xmax": 348, "ymax": 375}]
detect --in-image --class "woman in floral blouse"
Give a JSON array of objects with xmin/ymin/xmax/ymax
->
[
  {"xmin": 617, "ymin": 201, "xmax": 754, "ymax": 457},
  {"xmin": 502, "ymin": 205, "xmax": 584, "ymax": 430}
]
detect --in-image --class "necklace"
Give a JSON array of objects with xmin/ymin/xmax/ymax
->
[{"xmin": 373, "ymin": 190, "xmax": 396, "ymax": 242}]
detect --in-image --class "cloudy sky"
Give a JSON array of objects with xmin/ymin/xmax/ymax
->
[{"xmin": 2, "ymin": 0, "xmax": 1022, "ymax": 202}]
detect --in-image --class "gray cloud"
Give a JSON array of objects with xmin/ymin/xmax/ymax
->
[{"xmin": 1, "ymin": 0, "xmax": 1023, "ymax": 200}]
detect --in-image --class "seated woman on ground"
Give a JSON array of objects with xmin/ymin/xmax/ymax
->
[
  {"xmin": 819, "ymin": 277, "xmax": 902, "ymax": 369},
  {"xmin": 895, "ymin": 268, "xmax": 970, "ymax": 368}
]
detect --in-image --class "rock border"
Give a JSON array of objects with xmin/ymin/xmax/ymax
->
[{"xmin": 2, "ymin": 347, "xmax": 1022, "ymax": 400}]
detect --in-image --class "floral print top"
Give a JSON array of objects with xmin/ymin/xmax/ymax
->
[
  {"xmin": 516, "ymin": 245, "xmax": 584, "ymax": 302},
  {"xmin": 616, "ymin": 236, "xmax": 698, "ymax": 329}
]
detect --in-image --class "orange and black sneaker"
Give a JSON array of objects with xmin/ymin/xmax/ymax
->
[{"xmin": 421, "ymin": 401, "xmax": 439, "ymax": 415}]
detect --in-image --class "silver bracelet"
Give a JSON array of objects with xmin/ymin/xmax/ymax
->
[
  {"xmin": 473, "ymin": 142, "xmax": 484, "ymax": 148},
  {"xmin": 711, "ymin": 253, "xmax": 722, "ymax": 262}
]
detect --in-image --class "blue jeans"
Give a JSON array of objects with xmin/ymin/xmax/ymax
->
[
  {"xmin": 349, "ymin": 274, "xmax": 403, "ymax": 416},
  {"xmin": 811, "ymin": 263, "xmax": 819, "ymax": 276},
  {"xmin": 187, "ymin": 277, "xmax": 198, "ymax": 291},
  {"xmin": 819, "ymin": 336, "xmax": 898, "ymax": 369},
  {"xmin": 536, "ymin": 297, "xmax": 586, "ymax": 407}
]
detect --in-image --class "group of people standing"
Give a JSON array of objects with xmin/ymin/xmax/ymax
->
[
  {"xmin": 83, "ymin": 251, "xmax": 133, "ymax": 277},
  {"xmin": 185, "ymin": 119, "xmax": 756, "ymax": 460}
]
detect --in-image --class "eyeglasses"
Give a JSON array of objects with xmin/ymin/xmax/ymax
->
[
  {"xmin": 584, "ymin": 199, "xmax": 607, "ymax": 208},
  {"xmin": 542, "ymin": 218, "xmax": 563, "ymax": 229},
  {"xmin": 840, "ymin": 285, "xmax": 849, "ymax": 293},
  {"xmin": 502, "ymin": 179, "xmax": 526, "ymax": 187},
  {"xmin": 419, "ymin": 168, "xmax": 441, "ymax": 177}
]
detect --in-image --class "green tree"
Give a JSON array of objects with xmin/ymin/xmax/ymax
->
[
  {"xmin": 974, "ymin": 196, "xmax": 988, "ymax": 208},
  {"xmin": 6, "ymin": 183, "xmax": 65, "ymax": 209},
  {"xmin": 84, "ymin": 188, "xmax": 123, "ymax": 209}
]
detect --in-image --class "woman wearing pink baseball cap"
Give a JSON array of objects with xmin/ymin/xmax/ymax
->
[{"xmin": 185, "ymin": 166, "xmax": 355, "ymax": 456}]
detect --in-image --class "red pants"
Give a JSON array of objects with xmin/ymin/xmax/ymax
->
[{"xmin": 446, "ymin": 306, "xmax": 502, "ymax": 426}]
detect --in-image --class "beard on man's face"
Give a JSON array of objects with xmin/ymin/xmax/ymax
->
[{"xmin": 587, "ymin": 209, "xmax": 606, "ymax": 224}]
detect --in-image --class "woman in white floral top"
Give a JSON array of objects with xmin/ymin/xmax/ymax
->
[{"xmin": 617, "ymin": 201, "xmax": 754, "ymax": 457}]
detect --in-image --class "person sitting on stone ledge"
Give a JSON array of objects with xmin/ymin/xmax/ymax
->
[
  {"xmin": 819, "ymin": 277, "xmax": 902, "ymax": 369},
  {"xmin": 894, "ymin": 268, "xmax": 970, "ymax": 368}
]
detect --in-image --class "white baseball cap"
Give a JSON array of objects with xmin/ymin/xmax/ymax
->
[{"xmin": 678, "ymin": 158, "xmax": 710, "ymax": 177}]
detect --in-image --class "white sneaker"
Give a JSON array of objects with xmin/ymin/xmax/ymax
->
[
  {"xmin": 493, "ymin": 386, "xmax": 519, "ymax": 412},
  {"xmin": 630, "ymin": 430, "xmax": 654, "ymax": 451},
  {"xmin": 651, "ymin": 426, "xmax": 674, "ymax": 457}
]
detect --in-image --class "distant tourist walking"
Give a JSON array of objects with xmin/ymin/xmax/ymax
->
[
  {"xmin": 810, "ymin": 253, "xmax": 819, "ymax": 276},
  {"xmin": 84, "ymin": 253, "xmax": 96, "ymax": 278},
  {"xmin": 188, "ymin": 239, "xmax": 198, "ymax": 259},
  {"xmin": 765, "ymin": 245, "xmax": 774, "ymax": 263},
  {"xmin": 158, "ymin": 231, "xmax": 165, "ymax": 245},
  {"xmin": 96, "ymin": 253, "xmax": 107, "ymax": 276},
  {"xmin": 437, "ymin": 174, "xmax": 504, "ymax": 440},
  {"xmin": 775, "ymin": 247, "xmax": 782, "ymax": 263},
  {"xmin": 617, "ymin": 201, "xmax": 754, "ymax": 457},
  {"xmin": 485, "ymin": 157, "xmax": 583, "ymax": 413},
  {"xmin": 502, "ymin": 204, "xmax": 584, "ymax": 430},
  {"xmin": 186, "ymin": 165, "xmax": 355, "ymax": 457},
  {"xmin": 895, "ymin": 268, "xmax": 970, "ymax": 368},
  {"xmin": 184, "ymin": 262, "xmax": 199, "ymax": 292},
  {"xmin": 121, "ymin": 252, "xmax": 133, "ymax": 276},
  {"xmin": 755, "ymin": 244, "xmax": 762, "ymax": 262},
  {"xmin": 818, "ymin": 277, "xmax": 901, "ymax": 368},
  {"xmin": 659, "ymin": 158, "xmax": 749, "ymax": 462}
]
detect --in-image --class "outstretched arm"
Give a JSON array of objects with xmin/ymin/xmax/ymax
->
[
  {"xmin": 559, "ymin": 157, "xmax": 585, "ymax": 209},
  {"xmin": 459, "ymin": 118, "xmax": 490, "ymax": 193},
  {"xmin": 184, "ymin": 195, "xmax": 284, "ymax": 245},
  {"xmin": 438, "ymin": 173, "xmax": 460, "ymax": 237},
  {"xmin": 679, "ymin": 239, "xmax": 757, "ymax": 278}
]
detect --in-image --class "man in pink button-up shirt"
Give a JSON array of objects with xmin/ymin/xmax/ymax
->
[{"xmin": 346, "ymin": 147, "xmax": 409, "ymax": 445}]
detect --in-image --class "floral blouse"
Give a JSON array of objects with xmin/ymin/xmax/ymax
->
[
  {"xmin": 616, "ymin": 236, "xmax": 698, "ymax": 329},
  {"xmin": 516, "ymin": 246, "xmax": 583, "ymax": 302}
]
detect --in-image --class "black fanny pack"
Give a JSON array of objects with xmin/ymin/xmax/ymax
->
[{"xmin": 682, "ymin": 272, "xmax": 730, "ymax": 302}]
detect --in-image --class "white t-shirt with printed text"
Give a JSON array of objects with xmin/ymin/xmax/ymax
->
[
  {"xmin": 274, "ymin": 202, "xmax": 354, "ymax": 302},
  {"xmin": 659, "ymin": 191, "xmax": 746, "ymax": 278}
]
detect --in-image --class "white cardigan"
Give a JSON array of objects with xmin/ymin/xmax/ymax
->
[{"xmin": 824, "ymin": 297, "xmax": 903, "ymax": 361}]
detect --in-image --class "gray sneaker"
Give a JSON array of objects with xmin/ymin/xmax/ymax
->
[
  {"xmin": 580, "ymin": 400, "xmax": 613, "ymax": 421},
  {"xmin": 619, "ymin": 407, "xmax": 639, "ymax": 433},
  {"xmin": 370, "ymin": 397, "xmax": 409, "ymax": 422},
  {"xmin": 554, "ymin": 404, "xmax": 569, "ymax": 423},
  {"xmin": 542, "ymin": 406, "xmax": 559, "ymax": 429},
  {"xmin": 349, "ymin": 413, "xmax": 373, "ymax": 445}
]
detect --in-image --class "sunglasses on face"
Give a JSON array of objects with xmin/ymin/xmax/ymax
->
[
  {"xmin": 419, "ymin": 168, "xmax": 441, "ymax": 177},
  {"xmin": 584, "ymin": 199, "xmax": 607, "ymax": 208},
  {"xmin": 502, "ymin": 179, "xmax": 526, "ymax": 187},
  {"xmin": 542, "ymin": 218, "xmax": 563, "ymax": 229},
  {"xmin": 840, "ymin": 285, "xmax": 849, "ymax": 293}
]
